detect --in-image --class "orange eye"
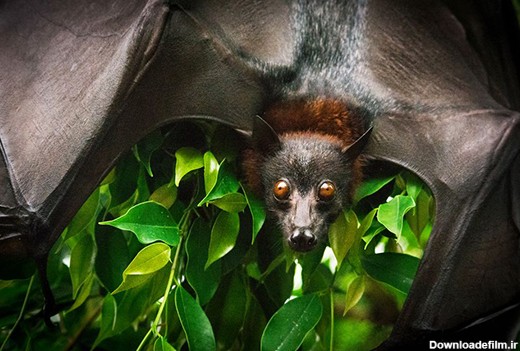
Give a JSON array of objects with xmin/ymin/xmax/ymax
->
[
  {"xmin": 273, "ymin": 180, "xmax": 290, "ymax": 200},
  {"xmin": 318, "ymin": 181, "xmax": 335, "ymax": 201}
]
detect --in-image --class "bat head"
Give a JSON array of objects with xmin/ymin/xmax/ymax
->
[{"xmin": 251, "ymin": 116, "xmax": 371, "ymax": 252}]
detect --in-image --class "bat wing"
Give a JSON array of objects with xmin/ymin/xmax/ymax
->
[
  {"xmin": 1, "ymin": 0, "xmax": 518, "ymax": 346},
  {"xmin": 0, "ymin": 0, "xmax": 277, "ymax": 268},
  {"xmin": 361, "ymin": 0, "xmax": 520, "ymax": 347}
]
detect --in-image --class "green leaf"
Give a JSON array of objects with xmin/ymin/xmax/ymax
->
[
  {"xmin": 406, "ymin": 188, "xmax": 432, "ymax": 237},
  {"xmin": 261, "ymin": 294, "xmax": 323, "ymax": 351},
  {"xmin": 361, "ymin": 253, "xmax": 420, "ymax": 294},
  {"xmin": 203, "ymin": 151, "xmax": 219, "ymax": 194},
  {"xmin": 149, "ymin": 184, "xmax": 177, "ymax": 209},
  {"xmin": 65, "ymin": 189, "xmax": 100, "ymax": 240},
  {"xmin": 376, "ymin": 195, "xmax": 415, "ymax": 239},
  {"xmin": 69, "ymin": 272, "xmax": 94, "ymax": 311},
  {"xmin": 154, "ymin": 336, "xmax": 177, "ymax": 351},
  {"xmin": 358, "ymin": 208, "xmax": 377, "ymax": 237},
  {"xmin": 206, "ymin": 211, "xmax": 240, "ymax": 269},
  {"xmin": 403, "ymin": 171, "xmax": 423, "ymax": 200},
  {"xmin": 174, "ymin": 147, "xmax": 204, "ymax": 186},
  {"xmin": 199, "ymin": 161, "xmax": 240, "ymax": 206},
  {"xmin": 300, "ymin": 245, "xmax": 326, "ymax": 290},
  {"xmin": 329, "ymin": 210, "xmax": 358, "ymax": 267},
  {"xmin": 185, "ymin": 219, "xmax": 221, "ymax": 305},
  {"xmin": 362, "ymin": 221, "xmax": 386, "ymax": 250},
  {"xmin": 210, "ymin": 193, "xmax": 247, "ymax": 212},
  {"xmin": 205, "ymin": 272, "xmax": 247, "ymax": 350},
  {"xmin": 175, "ymin": 286, "xmax": 216, "ymax": 351},
  {"xmin": 94, "ymin": 294, "xmax": 118, "ymax": 347},
  {"xmin": 100, "ymin": 201, "xmax": 179, "ymax": 246},
  {"xmin": 95, "ymin": 265, "xmax": 171, "ymax": 345},
  {"xmin": 398, "ymin": 221, "xmax": 421, "ymax": 255},
  {"xmin": 242, "ymin": 187, "xmax": 266, "ymax": 242},
  {"xmin": 133, "ymin": 130, "xmax": 164, "ymax": 177},
  {"xmin": 69, "ymin": 233, "xmax": 96, "ymax": 299},
  {"xmin": 343, "ymin": 275, "xmax": 365, "ymax": 315},
  {"xmin": 95, "ymin": 228, "xmax": 130, "ymax": 292},
  {"xmin": 355, "ymin": 175, "xmax": 395, "ymax": 202},
  {"xmin": 108, "ymin": 166, "xmax": 150, "ymax": 217},
  {"xmin": 112, "ymin": 243, "xmax": 171, "ymax": 294}
]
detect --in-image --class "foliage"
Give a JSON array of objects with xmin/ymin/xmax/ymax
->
[{"xmin": 0, "ymin": 122, "xmax": 435, "ymax": 351}]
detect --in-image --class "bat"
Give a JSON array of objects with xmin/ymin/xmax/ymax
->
[
  {"xmin": 1, "ymin": 0, "xmax": 519, "ymax": 348},
  {"xmin": 242, "ymin": 111, "xmax": 372, "ymax": 252}
]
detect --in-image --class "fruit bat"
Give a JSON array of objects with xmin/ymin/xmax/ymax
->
[{"xmin": 0, "ymin": 0, "xmax": 519, "ymax": 348}]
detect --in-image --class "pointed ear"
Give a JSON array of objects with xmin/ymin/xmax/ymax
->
[
  {"xmin": 342, "ymin": 126, "xmax": 373, "ymax": 159},
  {"xmin": 252, "ymin": 115, "xmax": 281, "ymax": 155}
]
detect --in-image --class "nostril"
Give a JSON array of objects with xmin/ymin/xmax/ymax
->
[{"xmin": 289, "ymin": 227, "xmax": 317, "ymax": 251}]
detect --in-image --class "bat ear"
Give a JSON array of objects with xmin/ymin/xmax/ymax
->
[
  {"xmin": 252, "ymin": 115, "xmax": 281, "ymax": 155},
  {"xmin": 341, "ymin": 125, "xmax": 373, "ymax": 159}
]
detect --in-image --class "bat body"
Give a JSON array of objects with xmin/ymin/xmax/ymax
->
[{"xmin": 1, "ymin": 0, "xmax": 519, "ymax": 348}]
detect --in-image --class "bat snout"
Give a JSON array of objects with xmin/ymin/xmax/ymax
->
[{"xmin": 288, "ymin": 227, "xmax": 317, "ymax": 252}]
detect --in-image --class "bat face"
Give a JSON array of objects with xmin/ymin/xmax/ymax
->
[
  {"xmin": 244, "ymin": 116, "xmax": 371, "ymax": 252},
  {"xmin": 261, "ymin": 135, "xmax": 355, "ymax": 252}
]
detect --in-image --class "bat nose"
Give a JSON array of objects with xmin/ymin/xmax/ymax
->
[{"xmin": 289, "ymin": 227, "xmax": 317, "ymax": 252}]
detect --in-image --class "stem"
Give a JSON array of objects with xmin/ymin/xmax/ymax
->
[
  {"xmin": 136, "ymin": 207, "xmax": 191, "ymax": 351},
  {"xmin": 153, "ymin": 236, "xmax": 183, "ymax": 330},
  {"xmin": 329, "ymin": 289, "xmax": 334, "ymax": 351},
  {"xmin": 136, "ymin": 328, "xmax": 153, "ymax": 351},
  {"xmin": 1, "ymin": 275, "xmax": 35, "ymax": 351}
]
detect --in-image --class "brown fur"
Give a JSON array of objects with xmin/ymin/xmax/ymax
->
[
  {"xmin": 263, "ymin": 98, "xmax": 365, "ymax": 147},
  {"xmin": 242, "ymin": 98, "xmax": 366, "ymax": 197}
]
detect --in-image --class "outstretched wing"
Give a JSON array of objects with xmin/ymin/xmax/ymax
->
[
  {"xmin": 361, "ymin": 0, "xmax": 520, "ymax": 346},
  {"xmin": 0, "ymin": 0, "xmax": 518, "ymax": 346},
  {"xmin": 0, "ymin": 0, "xmax": 270, "ymax": 266}
]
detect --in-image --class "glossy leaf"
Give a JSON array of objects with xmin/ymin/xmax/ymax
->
[
  {"xmin": 199, "ymin": 161, "xmax": 240, "ymax": 205},
  {"xmin": 406, "ymin": 188, "xmax": 432, "ymax": 237},
  {"xmin": 65, "ymin": 189, "xmax": 100, "ymax": 240},
  {"xmin": 100, "ymin": 201, "xmax": 179, "ymax": 246},
  {"xmin": 95, "ymin": 228, "xmax": 130, "ymax": 292},
  {"xmin": 358, "ymin": 208, "xmax": 378, "ymax": 237},
  {"xmin": 112, "ymin": 243, "xmax": 171, "ymax": 294},
  {"xmin": 206, "ymin": 211, "xmax": 240, "ymax": 269},
  {"xmin": 175, "ymin": 286, "xmax": 216, "ymax": 351},
  {"xmin": 242, "ymin": 187, "xmax": 266, "ymax": 242},
  {"xmin": 329, "ymin": 210, "xmax": 358, "ymax": 267},
  {"xmin": 361, "ymin": 253, "xmax": 420, "ymax": 294},
  {"xmin": 94, "ymin": 294, "xmax": 118, "ymax": 346},
  {"xmin": 70, "ymin": 233, "xmax": 96, "ymax": 299},
  {"xmin": 203, "ymin": 151, "xmax": 219, "ymax": 194},
  {"xmin": 261, "ymin": 294, "xmax": 323, "ymax": 351},
  {"xmin": 210, "ymin": 192, "xmax": 247, "ymax": 212},
  {"xmin": 343, "ymin": 275, "xmax": 365, "ymax": 315},
  {"xmin": 174, "ymin": 147, "xmax": 204, "ymax": 186},
  {"xmin": 154, "ymin": 336, "xmax": 177, "ymax": 351},
  {"xmin": 69, "ymin": 272, "xmax": 94, "ymax": 311},
  {"xmin": 133, "ymin": 130, "xmax": 164, "ymax": 177},
  {"xmin": 404, "ymin": 171, "xmax": 423, "ymax": 200},
  {"xmin": 355, "ymin": 175, "xmax": 394, "ymax": 202},
  {"xmin": 376, "ymin": 195, "xmax": 415, "ymax": 238},
  {"xmin": 205, "ymin": 273, "xmax": 247, "ymax": 349},
  {"xmin": 185, "ymin": 219, "xmax": 221, "ymax": 305},
  {"xmin": 362, "ymin": 221, "xmax": 386, "ymax": 249},
  {"xmin": 149, "ymin": 184, "xmax": 177, "ymax": 209}
]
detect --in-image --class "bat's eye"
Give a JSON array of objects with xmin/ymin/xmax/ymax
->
[
  {"xmin": 318, "ymin": 181, "xmax": 335, "ymax": 201},
  {"xmin": 273, "ymin": 179, "xmax": 290, "ymax": 200}
]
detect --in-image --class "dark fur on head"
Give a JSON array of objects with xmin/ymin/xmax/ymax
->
[{"xmin": 241, "ymin": 98, "xmax": 371, "ymax": 252}]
